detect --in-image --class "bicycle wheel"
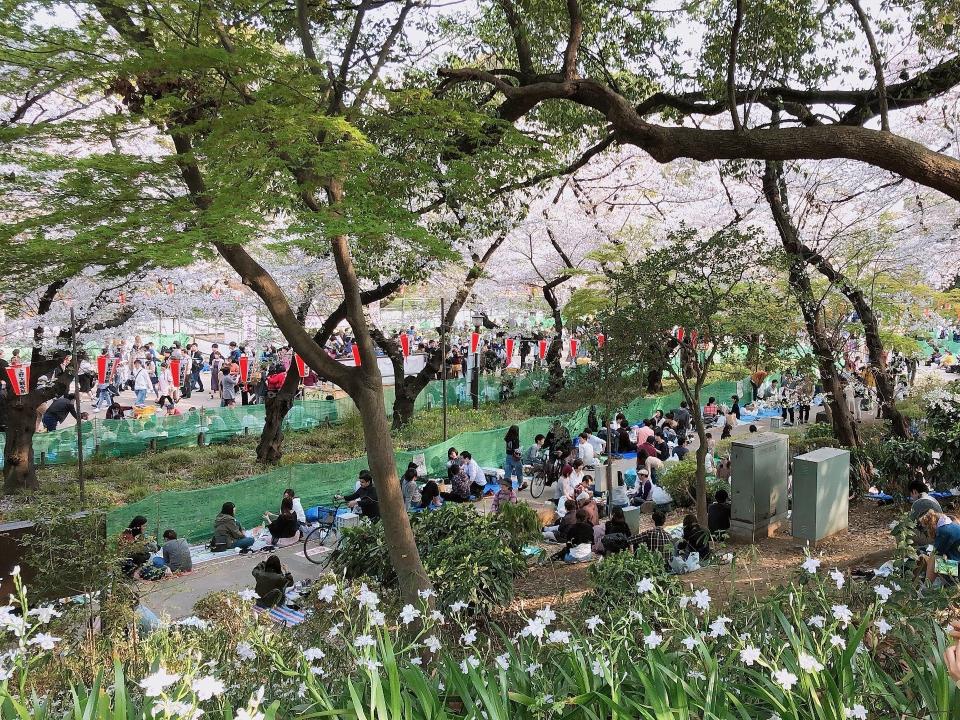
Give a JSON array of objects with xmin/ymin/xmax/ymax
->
[
  {"xmin": 530, "ymin": 471, "xmax": 545, "ymax": 499},
  {"xmin": 303, "ymin": 524, "xmax": 339, "ymax": 566}
]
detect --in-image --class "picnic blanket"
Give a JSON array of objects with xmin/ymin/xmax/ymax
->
[{"xmin": 254, "ymin": 605, "xmax": 306, "ymax": 627}]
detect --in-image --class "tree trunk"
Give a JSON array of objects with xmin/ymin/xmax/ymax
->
[
  {"xmin": 543, "ymin": 284, "xmax": 566, "ymax": 398},
  {"xmin": 3, "ymin": 397, "xmax": 42, "ymax": 493},
  {"xmin": 646, "ymin": 367, "xmax": 664, "ymax": 394},
  {"xmin": 354, "ymin": 383, "xmax": 432, "ymax": 598},
  {"xmin": 762, "ymin": 161, "xmax": 861, "ymax": 447},
  {"xmin": 745, "ymin": 333, "xmax": 760, "ymax": 370},
  {"xmin": 692, "ymin": 406, "xmax": 709, "ymax": 527},
  {"xmin": 256, "ymin": 367, "xmax": 299, "ymax": 463}
]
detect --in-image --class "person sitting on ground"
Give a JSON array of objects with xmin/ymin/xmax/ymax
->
[
  {"xmin": 605, "ymin": 505, "xmax": 631, "ymax": 537},
  {"xmin": 212, "ymin": 502, "xmax": 255, "ymax": 552},
  {"xmin": 577, "ymin": 491, "xmax": 600, "ymax": 526},
  {"xmin": 446, "ymin": 447, "xmax": 461, "ymax": 481},
  {"xmin": 703, "ymin": 396, "xmax": 719, "ymax": 422},
  {"xmin": 105, "ymin": 401, "xmax": 132, "ymax": 420},
  {"xmin": 252, "ymin": 554, "xmax": 294, "ymax": 608},
  {"xmin": 672, "ymin": 436, "xmax": 690, "ymax": 461},
  {"xmin": 281, "ymin": 488, "xmax": 306, "ymax": 525},
  {"xmin": 338, "ymin": 470, "xmax": 380, "ymax": 519},
  {"xmin": 919, "ymin": 509, "xmax": 960, "ymax": 586},
  {"xmin": 632, "ymin": 467, "xmax": 654, "ymax": 504},
  {"xmin": 616, "ymin": 420, "xmax": 634, "ymax": 453},
  {"xmin": 636, "ymin": 510, "xmax": 674, "ymax": 567},
  {"xmin": 909, "ymin": 479, "xmax": 943, "ymax": 521},
  {"xmin": 637, "ymin": 434, "xmax": 658, "ymax": 461},
  {"xmin": 160, "ymin": 529, "xmax": 192, "ymax": 573},
  {"xmin": 578, "ymin": 432, "xmax": 597, "ymax": 466},
  {"xmin": 419, "ymin": 477, "xmax": 441, "ymax": 509},
  {"xmin": 265, "ymin": 497, "xmax": 300, "ymax": 545},
  {"xmin": 678, "ymin": 513, "xmax": 711, "ymax": 560},
  {"xmin": 119, "ymin": 517, "xmax": 157, "ymax": 577},
  {"xmin": 543, "ymin": 499, "xmax": 577, "ymax": 541},
  {"xmin": 441, "ymin": 465, "xmax": 472, "ymax": 503},
  {"xmin": 554, "ymin": 463, "xmax": 577, "ymax": 509},
  {"xmin": 708, "ymin": 489, "xmax": 732, "ymax": 537},
  {"xmin": 164, "ymin": 400, "xmax": 182, "ymax": 416},
  {"xmin": 401, "ymin": 467, "xmax": 421, "ymax": 509},
  {"xmin": 492, "ymin": 476, "xmax": 517, "ymax": 513},
  {"xmin": 459, "ymin": 451, "xmax": 487, "ymax": 497},
  {"xmin": 561, "ymin": 509, "xmax": 595, "ymax": 563}
]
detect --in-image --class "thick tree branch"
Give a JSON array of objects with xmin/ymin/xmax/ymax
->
[
  {"xmin": 563, "ymin": 0, "xmax": 583, "ymax": 81},
  {"xmin": 497, "ymin": 0, "xmax": 534, "ymax": 77}
]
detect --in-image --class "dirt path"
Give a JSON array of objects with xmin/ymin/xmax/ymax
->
[{"xmin": 508, "ymin": 500, "xmax": 901, "ymax": 615}]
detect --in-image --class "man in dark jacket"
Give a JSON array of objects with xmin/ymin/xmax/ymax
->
[
  {"xmin": 252, "ymin": 555, "xmax": 293, "ymax": 608},
  {"xmin": 338, "ymin": 470, "xmax": 379, "ymax": 520},
  {"xmin": 41, "ymin": 394, "xmax": 78, "ymax": 431}
]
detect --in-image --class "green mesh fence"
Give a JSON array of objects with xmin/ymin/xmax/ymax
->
[
  {"xmin": 0, "ymin": 372, "xmax": 551, "ymax": 469},
  {"xmin": 105, "ymin": 377, "xmax": 746, "ymax": 543}
]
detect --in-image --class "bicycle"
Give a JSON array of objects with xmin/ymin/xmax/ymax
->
[{"xmin": 302, "ymin": 502, "xmax": 344, "ymax": 567}]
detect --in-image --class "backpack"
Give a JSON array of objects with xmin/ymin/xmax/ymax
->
[{"xmin": 601, "ymin": 533, "xmax": 630, "ymax": 554}]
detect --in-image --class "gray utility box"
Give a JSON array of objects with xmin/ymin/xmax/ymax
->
[
  {"xmin": 730, "ymin": 432, "xmax": 789, "ymax": 542},
  {"xmin": 791, "ymin": 447, "xmax": 849, "ymax": 543}
]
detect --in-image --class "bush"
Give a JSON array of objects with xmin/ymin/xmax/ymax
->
[
  {"xmin": 333, "ymin": 504, "xmax": 527, "ymax": 614},
  {"xmin": 659, "ymin": 458, "xmax": 698, "ymax": 507},
  {"xmin": 586, "ymin": 547, "xmax": 674, "ymax": 610},
  {"xmin": 490, "ymin": 501, "xmax": 541, "ymax": 546}
]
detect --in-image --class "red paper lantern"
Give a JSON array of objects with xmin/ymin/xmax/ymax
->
[
  {"xmin": 399, "ymin": 333, "xmax": 410, "ymax": 357},
  {"xmin": 96, "ymin": 355, "xmax": 118, "ymax": 385},
  {"xmin": 351, "ymin": 344, "xmax": 361, "ymax": 366},
  {"xmin": 5, "ymin": 366, "xmax": 29, "ymax": 395},
  {"xmin": 470, "ymin": 332, "xmax": 480, "ymax": 354},
  {"xmin": 169, "ymin": 358, "xmax": 181, "ymax": 386},
  {"xmin": 294, "ymin": 353, "xmax": 306, "ymax": 377},
  {"xmin": 597, "ymin": 333, "xmax": 605, "ymax": 348},
  {"xmin": 538, "ymin": 339, "xmax": 547, "ymax": 359},
  {"xmin": 238, "ymin": 355, "xmax": 249, "ymax": 382},
  {"xmin": 676, "ymin": 327, "xmax": 685, "ymax": 342},
  {"xmin": 569, "ymin": 338, "xmax": 578, "ymax": 358},
  {"xmin": 505, "ymin": 337, "xmax": 514, "ymax": 366}
]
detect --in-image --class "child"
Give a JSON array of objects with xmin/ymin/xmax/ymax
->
[{"xmin": 492, "ymin": 476, "xmax": 516, "ymax": 513}]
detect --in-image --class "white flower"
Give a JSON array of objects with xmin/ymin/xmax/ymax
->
[
  {"xmin": 238, "ymin": 589, "xmax": 259, "ymax": 602},
  {"xmin": 28, "ymin": 633, "xmax": 59, "ymax": 650},
  {"xmin": 399, "ymin": 604, "xmax": 421, "ymax": 626},
  {"xmin": 3, "ymin": 616, "xmax": 27, "ymax": 637},
  {"xmin": 689, "ymin": 670, "xmax": 706, "ymax": 680},
  {"xmin": 873, "ymin": 585, "xmax": 892, "ymax": 603},
  {"xmin": 521, "ymin": 616, "xmax": 548, "ymax": 639},
  {"xmin": 369, "ymin": 610, "xmax": 386, "ymax": 627},
  {"xmin": 678, "ymin": 595, "xmax": 692, "ymax": 609},
  {"xmin": 450, "ymin": 601, "xmax": 468, "ymax": 613},
  {"xmin": 154, "ymin": 700, "xmax": 200, "ymax": 720},
  {"xmin": 418, "ymin": 588, "xmax": 435, "ymax": 600},
  {"xmin": 139, "ymin": 667, "xmax": 181, "ymax": 697},
  {"xmin": 586, "ymin": 615, "xmax": 604, "ymax": 632},
  {"xmin": 845, "ymin": 704, "xmax": 868, "ymax": 719},
  {"xmin": 643, "ymin": 631, "xmax": 663, "ymax": 649},
  {"xmin": 424, "ymin": 635, "xmax": 441, "ymax": 653},
  {"xmin": 310, "ymin": 665, "xmax": 327, "ymax": 675},
  {"xmin": 536, "ymin": 605, "xmax": 557, "ymax": 624},
  {"xmin": 591, "ymin": 659, "xmax": 607, "ymax": 677},
  {"xmin": 801, "ymin": 557, "xmax": 821, "ymax": 574},
  {"xmin": 236, "ymin": 642, "xmax": 256, "ymax": 661},
  {"xmin": 721, "ymin": 552, "xmax": 734, "ymax": 563},
  {"xmin": 525, "ymin": 662, "xmax": 541, "ymax": 673},
  {"xmin": 357, "ymin": 584, "xmax": 380, "ymax": 609},
  {"xmin": 807, "ymin": 615, "xmax": 826, "ymax": 629},
  {"xmin": 709, "ymin": 616, "xmax": 732, "ymax": 638},
  {"xmin": 409, "ymin": 657, "xmax": 422, "ymax": 666},
  {"xmin": 874, "ymin": 618, "xmax": 892, "ymax": 636},
  {"xmin": 773, "ymin": 668, "xmax": 798, "ymax": 690},
  {"xmin": 359, "ymin": 658, "xmax": 382, "ymax": 672},
  {"xmin": 317, "ymin": 584, "xmax": 337, "ymax": 602},
  {"xmin": 11, "ymin": 566, "xmax": 20, "ymax": 577},
  {"xmin": 354, "ymin": 634, "xmax": 375, "ymax": 649},
  {"xmin": 829, "ymin": 634, "xmax": 847, "ymax": 650},
  {"xmin": 175, "ymin": 616, "xmax": 209, "ymax": 630},
  {"xmin": 830, "ymin": 569, "xmax": 845, "ymax": 589},
  {"xmin": 798, "ymin": 653, "xmax": 824, "ymax": 672},
  {"xmin": 461, "ymin": 627, "xmax": 477, "ymax": 645},
  {"xmin": 235, "ymin": 709, "xmax": 265, "ymax": 720},
  {"xmin": 636, "ymin": 578, "xmax": 655, "ymax": 594},
  {"xmin": 459, "ymin": 655, "xmax": 480, "ymax": 673},
  {"xmin": 303, "ymin": 648, "xmax": 325, "ymax": 662},
  {"xmin": 28, "ymin": 606, "xmax": 61, "ymax": 624},
  {"xmin": 327, "ymin": 623, "xmax": 342, "ymax": 639},
  {"xmin": 429, "ymin": 610, "xmax": 444, "ymax": 623},
  {"xmin": 681, "ymin": 636, "xmax": 698, "ymax": 650},
  {"xmin": 832, "ymin": 605, "xmax": 853, "ymax": 627},
  {"xmin": 692, "ymin": 589, "xmax": 711, "ymax": 611},
  {"xmin": 547, "ymin": 630, "xmax": 571, "ymax": 645},
  {"xmin": 192, "ymin": 675, "xmax": 226, "ymax": 701},
  {"xmin": 891, "ymin": 582, "xmax": 901, "ymax": 592},
  {"xmin": 495, "ymin": 653, "xmax": 510, "ymax": 671},
  {"xmin": 739, "ymin": 646, "xmax": 762, "ymax": 666}
]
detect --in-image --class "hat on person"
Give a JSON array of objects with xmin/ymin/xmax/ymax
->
[{"xmin": 638, "ymin": 468, "xmax": 650, "ymax": 476}]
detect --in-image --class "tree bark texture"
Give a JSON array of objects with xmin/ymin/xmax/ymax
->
[{"xmin": 2, "ymin": 396, "xmax": 43, "ymax": 493}]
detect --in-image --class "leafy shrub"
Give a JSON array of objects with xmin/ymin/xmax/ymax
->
[
  {"xmin": 333, "ymin": 504, "xmax": 527, "ymax": 614},
  {"xmin": 659, "ymin": 458, "xmax": 698, "ymax": 507},
  {"xmin": 490, "ymin": 501, "xmax": 541, "ymax": 546},
  {"xmin": 875, "ymin": 437, "xmax": 933, "ymax": 493},
  {"xmin": 586, "ymin": 547, "xmax": 674, "ymax": 610}
]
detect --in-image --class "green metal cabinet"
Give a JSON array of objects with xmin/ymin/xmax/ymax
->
[
  {"xmin": 729, "ymin": 432, "xmax": 789, "ymax": 542},
  {"xmin": 791, "ymin": 447, "xmax": 850, "ymax": 542}
]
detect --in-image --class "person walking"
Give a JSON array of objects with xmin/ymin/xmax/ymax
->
[
  {"xmin": 131, "ymin": 360, "xmax": 151, "ymax": 407},
  {"xmin": 190, "ymin": 343, "xmax": 205, "ymax": 392}
]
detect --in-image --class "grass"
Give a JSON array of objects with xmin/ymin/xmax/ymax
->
[{"xmin": 2, "ymin": 392, "xmax": 557, "ymax": 521}]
